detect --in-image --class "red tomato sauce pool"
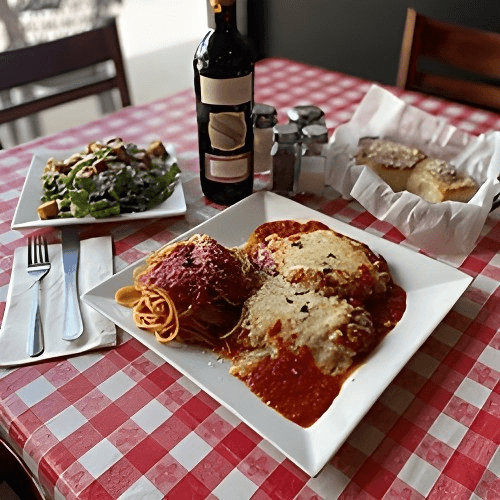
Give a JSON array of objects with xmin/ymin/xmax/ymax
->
[
  {"xmin": 238, "ymin": 342, "xmax": 343, "ymax": 427},
  {"xmin": 221, "ymin": 283, "xmax": 407, "ymax": 428}
]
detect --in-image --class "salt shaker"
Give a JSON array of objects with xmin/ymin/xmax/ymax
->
[
  {"xmin": 252, "ymin": 103, "xmax": 278, "ymax": 174},
  {"xmin": 302, "ymin": 124, "xmax": 329, "ymax": 156},
  {"xmin": 271, "ymin": 123, "xmax": 301, "ymax": 195},
  {"xmin": 287, "ymin": 105, "xmax": 326, "ymax": 130},
  {"xmin": 298, "ymin": 124, "xmax": 329, "ymax": 194}
]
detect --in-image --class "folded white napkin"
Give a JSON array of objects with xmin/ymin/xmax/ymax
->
[{"xmin": 0, "ymin": 236, "xmax": 116, "ymax": 366}]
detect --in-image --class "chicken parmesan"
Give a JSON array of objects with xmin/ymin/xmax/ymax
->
[{"xmin": 116, "ymin": 220, "xmax": 406, "ymax": 427}]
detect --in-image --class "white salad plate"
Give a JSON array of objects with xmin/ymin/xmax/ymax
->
[
  {"xmin": 11, "ymin": 145, "xmax": 186, "ymax": 230},
  {"xmin": 82, "ymin": 191, "xmax": 473, "ymax": 476}
]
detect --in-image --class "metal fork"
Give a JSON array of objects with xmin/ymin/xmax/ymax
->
[{"xmin": 26, "ymin": 236, "xmax": 51, "ymax": 357}]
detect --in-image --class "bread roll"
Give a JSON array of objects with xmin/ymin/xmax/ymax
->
[
  {"xmin": 354, "ymin": 138, "xmax": 426, "ymax": 192},
  {"xmin": 406, "ymin": 158, "xmax": 478, "ymax": 203}
]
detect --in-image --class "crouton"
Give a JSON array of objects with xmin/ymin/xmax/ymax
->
[
  {"xmin": 147, "ymin": 140, "xmax": 167, "ymax": 158},
  {"xmin": 37, "ymin": 200, "xmax": 59, "ymax": 220}
]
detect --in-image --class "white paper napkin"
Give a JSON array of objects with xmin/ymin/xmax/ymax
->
[
  {"xmin": 0, "ymin": 236, "xmax": 116, "ymax": 366},
  {"xmin": 325, "ymin": 84, "xmax": 500, "ymax": 259}
]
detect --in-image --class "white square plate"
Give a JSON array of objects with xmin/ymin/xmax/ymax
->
[
  {"xmin": 82, "ymin": 191, "xmax": 473, "ymax": 476},
  {"xmin": 11, "ymin": 146, "xmax": 186, "ymax": 229}
]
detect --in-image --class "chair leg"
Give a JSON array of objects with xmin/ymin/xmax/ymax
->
[
  {"xmin": 89, "ymin": 64, "xmax": 118, "ymax": 115},
  {"xmin": 98, "ymin": 90, "xmax": 117, "ymax": 114},
  {"xmin": 27, "ymin": 114, "xmax": 42, "ymax": 139},
  {"xmin": 1, "ymin": 90, "xmax": 21, "ymax": 145},
  {"xmin": 8, "ymin": 122, "xmax": 20, "ymax": 145},
  {"xmin": 0, "ymin": 88, "xmax": 42, "ymax": 145},
  {"xmin": 22, "ymin": 86, "xmax": 42, "ymax": 140},
  {"xmin": 0, "ymin": 124, "xmax": 8, "ymax": 149}
]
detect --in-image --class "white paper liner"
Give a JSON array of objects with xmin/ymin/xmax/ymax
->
[
  {"xmin": 325, "ymin": 84, "xmax": 500, "ymax": 257},
  {"xmin": 0, "ymin": 236, "xmax": 116, "ymax": 366}
]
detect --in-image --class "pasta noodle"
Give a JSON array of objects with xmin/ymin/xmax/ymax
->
[
  {"xmin": 115, "ymin": 234, "xmax": 259, "ymax": 345},
  {"xmin": 114, "ymin": 286, "xmax": 142, "ymax": 308},
  {"xmin": 115, "ymin": 241, "xmax": 187, "ymax": 342},
  {"xmin": 115, "ymin": 282, "xmax": 179, "ymax": 343}
]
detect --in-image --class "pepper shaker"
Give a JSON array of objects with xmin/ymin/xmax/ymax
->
[
  {"xmin": 271, "ymin": 123, "xmax": 301, "ymax": 196},
  {"xmin": 302, "ymin": 124, "xmax": 329, "ymax": 156},
  {"xmin": 252, "ymin": 103, "xmax": 278, "ymax": 174}
]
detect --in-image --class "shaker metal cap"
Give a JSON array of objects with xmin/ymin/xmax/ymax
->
[
  {"xmin": 287, "ymin": 105, "xmax": 325, "ymax": 127},
  {"xmin": 302, "ymin": 124, "xmax": 329, "ymax": 144},
  {"xmin": 273, "ymin": 123, "xmax": 301, "ymax": 143},
  {"xmin": 253, "ymin": 102, "xmax": 278, "ymax": 129}
]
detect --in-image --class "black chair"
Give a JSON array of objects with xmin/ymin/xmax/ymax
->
[{"xmin": 0, "ymin": 16, "xmax": 131, "ymax": 142}]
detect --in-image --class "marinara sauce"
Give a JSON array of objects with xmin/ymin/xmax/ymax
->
[{"xmin": 219, "ymin": 283, "xmax": 406, "ymax": 428}]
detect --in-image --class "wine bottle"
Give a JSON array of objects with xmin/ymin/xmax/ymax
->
[{"xmin": 194, "ymin": 0, "xmax": 254, "ymax": 205}]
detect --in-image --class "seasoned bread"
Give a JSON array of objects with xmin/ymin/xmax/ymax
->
[
  {"xmin": 406, "ymin": 158, "xmax": 478, "ymax": 203},
  {"xmin": 354, "ymin": 137, "xmax": 479, "ymax": 203},
  {"xmin": 354, "ymin": 138, "xmax": 426, "ymax": 192}
]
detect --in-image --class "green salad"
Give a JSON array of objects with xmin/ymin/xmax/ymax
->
[{"xmin": 37, "ymin": 138, "xmax": 181, "ymax": 220}]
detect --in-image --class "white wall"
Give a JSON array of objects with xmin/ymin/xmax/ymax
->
[
  {"xmin": 117, "ymin": 0, "xmax": 207, "ymax": 59},
  {"xmin": 116, "ymin": 0, "xmax": 248, "ymax": 105}
]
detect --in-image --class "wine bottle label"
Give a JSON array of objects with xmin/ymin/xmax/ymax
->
[
  {"xmin": 205, "ymin": 152, "xmax": 251, "ymax": 182},
  {"xmin": 200, "ymin": 74, "xmax": 252, "ymax": 105},
  {"xmin": 208, "ymin": 112, "xmax": 246, "ymax": 151}
]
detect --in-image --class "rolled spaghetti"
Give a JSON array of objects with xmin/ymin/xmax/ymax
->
[
  {"xmin": 115, "ymin": 283, "xmax": 179, "ymax": 342},
  {"xmin": 115, "ymin": 234, "xmax": 261, "ymax": 345}
]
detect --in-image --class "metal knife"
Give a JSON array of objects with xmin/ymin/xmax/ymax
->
[{"xmin": 61, "ymin": 227, "xmax": 84, "ymax": 340}]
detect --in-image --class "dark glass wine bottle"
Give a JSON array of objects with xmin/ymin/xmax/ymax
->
[{"xmin": 194, "ymin": 0, "xmax": 254, "ymax": 205}]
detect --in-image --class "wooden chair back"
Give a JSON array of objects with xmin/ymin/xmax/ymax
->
[
  {"xmin": 0, "ymin": 16, "xmax": 131, "ymax": 125},
  {"xmin": 397, "ymin": 8, "xmax": 500, "ymax": 111}
]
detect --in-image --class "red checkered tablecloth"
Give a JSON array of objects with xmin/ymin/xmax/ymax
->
[{"xmin": 0, "ymin": 58, "xmax": 499, "ymax": 500}]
